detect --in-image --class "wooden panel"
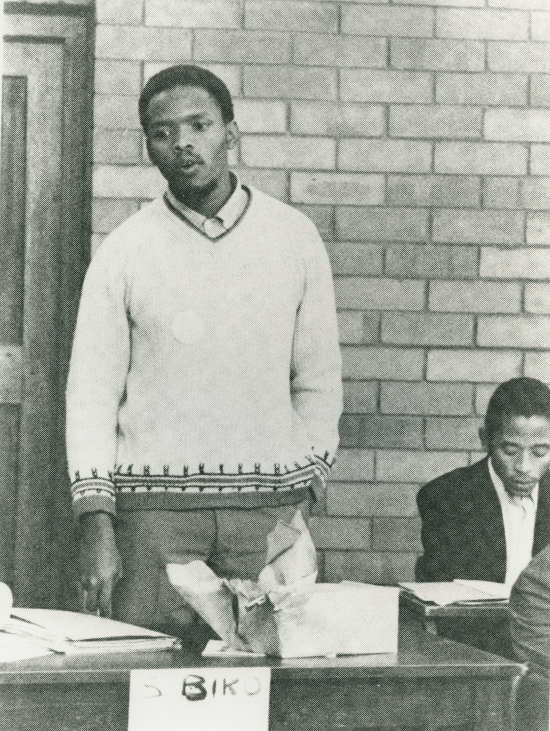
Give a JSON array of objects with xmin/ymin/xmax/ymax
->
[
  {"xmin": 269, "ymin": 679, "xmax": 474, "ymax": 728},
  {"xmin": 0, "ymin": 346, "xmax": 22, "ymax": 404},
  {"xmin": 0, "ymin": 681, "xmax": 474, "ymax": 731},
  {"xmin": 0, "ymin": 74, "xmax": 25, "ymax": 593},
  {"xmin": 0, "ymin": 684, "xmax": 126, "ymax": 731},
  {"xmin": 0, "ymin": 76, "xmax": 26, "ymax": 345},
  {"xmin": 0, "ymin": 406, "xmax": 20, "ymax": 585},
  {"xmin": 4, "ymin": 40, "xmax": 64, "ymax": 607},
  {"xmin": 2, "ymin": 8, "xmax": 92, "ymax": 608}
]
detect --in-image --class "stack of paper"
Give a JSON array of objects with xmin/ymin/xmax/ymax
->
[
  {"xmin": 202, "ymin": 639, "xmax": 265, "ymax": 657},
  {"xmin": 2, "ymin": 608, "xmax": 181, "ymax": 656},
  {"xmin": 0, "ymin": 633, "xmax": 54, "ymax": 662},
  {"xmin": 399, "ymin": 580, "xmax": 510, "ymax": 607}
]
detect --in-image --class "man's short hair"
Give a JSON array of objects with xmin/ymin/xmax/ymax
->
[
  {"xmin": 485, "ymin": 377, "xmax": 550, "ymax": 440},
  {"xmin": 139, "ymin": 64, "xmax": 234, "ymax": 129}
]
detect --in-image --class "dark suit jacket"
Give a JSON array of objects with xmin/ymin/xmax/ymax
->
[
  {"xmin": 415, "ymin": 457, "xmax": 550, "ymax": 582},
  {"xmin": 510, "ymin": 544, "xmax": 550, "ymax": 670}
]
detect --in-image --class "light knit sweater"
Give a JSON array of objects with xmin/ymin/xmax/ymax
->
[{"xmin": 66, "ymin": 186, "xmax": 343, "ymax": 519}]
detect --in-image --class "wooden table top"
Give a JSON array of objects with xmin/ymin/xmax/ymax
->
[{"xmin": 0, "ymin": 619, "xmax": 526, "ymax": 686}]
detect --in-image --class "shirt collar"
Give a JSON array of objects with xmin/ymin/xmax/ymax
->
[
  {"xmin": 165, "ymin": 173, "xmax": 248, "ymax": 234},
  {"xmin": 488, "ymin": 457, "xmax": 539, "ymax": 508}
]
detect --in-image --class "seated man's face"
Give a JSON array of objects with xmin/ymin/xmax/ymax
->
[{"xmin": 489, "ymin": 415, "xmax": 550, "ymax": 498}]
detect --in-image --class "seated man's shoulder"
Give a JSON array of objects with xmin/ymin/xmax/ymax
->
[
  {"xmin": 417, "ymin": 460, "xmax": 491, "ymax": 521},
  {"xmin": 420, "ymin": 458, "xmax": 486, "ymax": 500}
]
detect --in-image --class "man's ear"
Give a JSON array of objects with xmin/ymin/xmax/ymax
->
[
  {"xmin": 225, "ymin": 120, "xmax": 239, "ymax": 150},
  {"xmin": 479, "ymin": 426, "xmax": 488, "ymax": 452}
]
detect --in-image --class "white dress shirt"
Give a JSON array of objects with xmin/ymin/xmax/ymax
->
[
  {"xmin": 489, "ymin": 458, "xmax": 538, "ymax": 587},
  {"xmin": 165, "ymin": 175, "xmax": 249, "ymax": 239}
]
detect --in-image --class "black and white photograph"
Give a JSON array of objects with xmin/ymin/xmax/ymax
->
[{"xmin": 1, "ymin": 0, "xmax": 549, "ymax": 728}]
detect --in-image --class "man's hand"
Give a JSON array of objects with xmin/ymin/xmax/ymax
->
[
  {"xmin": 78, "ymin": 511, "xmax": 122, "ymax": 617},
  {"xmin": 310, "ymin": 471, "xmax": 326, "ymax": 515}
]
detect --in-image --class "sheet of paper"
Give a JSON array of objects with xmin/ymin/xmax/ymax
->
[
  {"xmin": 5, "ymin": 609, "xmax": 179, "ymax": 654},
  {"xmin": 128, "ymin": 667, "xmax": 270, "ymax": 731},
  {"xmin": 399, "ymin": 581, "xmax": 508, "ymax": 606},
  {"xmin": 0, "ymin": 632, "xmax": 53, "ymax": 662},
  {"xmin": 202, "ymin": 639, "xmax": 265, "ymax": 657},
  {"xmin": 453, "ymin": 580, "xmax": 510, "ymax": 600},
  {"xmin": 10, "ymin": 608, "xmax": 171, "ymax": 641},
  {"xmin": 0, "ymin": 583, "xmax": 13, "ymax": 627}
]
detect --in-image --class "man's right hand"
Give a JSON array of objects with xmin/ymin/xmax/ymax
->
[{"xmin": 78, "ymin": 511, "xmax": 122, "ymax": 617}]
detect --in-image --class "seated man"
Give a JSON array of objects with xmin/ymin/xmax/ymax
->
[
  {"xmin": 416, "ymin": 377, "xmax": 550, "ymax": 585},
  {"xmin": 510, "ymin": 544, "xmax": 550, "ymax": 671}
]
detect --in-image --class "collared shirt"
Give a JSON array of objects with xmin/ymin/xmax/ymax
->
[
  {"xmin": 165, "ymin": 175, "xmax": 249, "ymax": 239},
  {"xmin": 489, "ymin": 458, "xmax": 539, "ymax": 587}
]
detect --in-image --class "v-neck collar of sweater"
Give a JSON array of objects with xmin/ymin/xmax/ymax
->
[{"xmin": 163, "ymin": 183, "xmax": 252, "ymax": 242}]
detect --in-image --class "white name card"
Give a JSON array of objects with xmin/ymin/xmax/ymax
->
[{"xmin": 128, "ymin": 667, "xmax": 271, "ymax": 731}]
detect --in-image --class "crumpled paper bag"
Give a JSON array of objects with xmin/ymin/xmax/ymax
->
[
  {"xmin": 166, "ymin": 510, "xmax": 316, "ymax": 653},
  {"xmin": 258, "ymin": 509, "xmax": 317, "ymax": 591},
  {"xmin": 166, "ymin": 510, "xmax": 399, "ymax": 657},
  {"xmin": 165, "ymin": 560, "xmax": 245, "ymax": 648}
]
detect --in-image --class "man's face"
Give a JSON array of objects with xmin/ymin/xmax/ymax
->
[
  {"xmin": 144, "ymin": 85, "xmax": 238, "ymax": 200},
  {"xmin": 484, "ymin": 415, "xmax": 550, "ymax": 498}
]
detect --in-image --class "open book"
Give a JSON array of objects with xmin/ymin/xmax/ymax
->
[
  {"xmin": 399, "ymin": 580, "xmax": 511, "ymax": 607},
  {"xmin": 2, "ymin": 608, "xmax": 181, "ymax": 655}
]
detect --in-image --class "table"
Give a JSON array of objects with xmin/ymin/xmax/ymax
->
[
  {"xmin": 400, "ymin": 592, "xmax": 510, "ymax": 637},
  {"xmin": 401, "ymin": 594, "xmax": 549, "ymax": 730},
  {"xmin": 0, "ymin": 620, "xmax": 526, "ymax": 730},
  {"xmin": 400, "ymin": 593, "xmax": 514, "ymax": 659}
]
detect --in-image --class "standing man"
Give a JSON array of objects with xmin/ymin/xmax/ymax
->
[{"xmin": 66, "ymin": 65, "xmax": 342, "ymax": 632}]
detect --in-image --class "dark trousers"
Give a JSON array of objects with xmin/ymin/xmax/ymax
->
[{"xmin": 112, "ymin": 501, "xmax": 310, "ymax": 644}]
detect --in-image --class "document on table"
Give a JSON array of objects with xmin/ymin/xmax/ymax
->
[
  {"xmin": 4, "ymin": 608, "xmax": 181, "ymax": 654},
  {"xmin": 202, "ymin": 639, "xmax": 265, "ymax": 657},
  {"xmin": 0, "ymin": 632, "xmax": 54, "ymax": 662},
  {"xmin": 399, "ymin": 580, "xmax": 510, "ymax": 606}
]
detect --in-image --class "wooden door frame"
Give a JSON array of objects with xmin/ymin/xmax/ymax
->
[{"xmin": 3, "ymin": 3, "xmax": 94, "ymax": 605}]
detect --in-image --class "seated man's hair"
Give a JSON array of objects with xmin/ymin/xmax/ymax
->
[
  {"xmin": 139, "ymin": 64, "xmax": 234, "ymax": 129},
  {"xmin": 485, "ymin": 376, "xmax": 550, "ymax": 439}
]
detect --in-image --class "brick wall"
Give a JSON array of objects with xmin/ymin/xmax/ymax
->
[{"xmin": 91, "ymin": 0, "xmax": 550, "ymax": 585}]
